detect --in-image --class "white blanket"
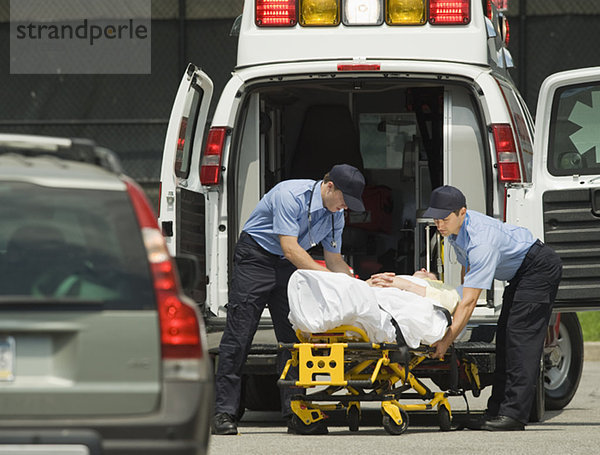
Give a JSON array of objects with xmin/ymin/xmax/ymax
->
[{"xmin": 287, "ymin": 270, "xmax": 449, "ymax": 348}]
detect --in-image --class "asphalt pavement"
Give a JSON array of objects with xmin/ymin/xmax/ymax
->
[{"xmin": 209, "ymin": 358, "xmax": 600, "ymax": 455}]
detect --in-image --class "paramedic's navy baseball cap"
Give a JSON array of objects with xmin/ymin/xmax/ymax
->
[
  {"xmin": 329, "ymin": 164, "xmax": 366, "ymax": 212},
  {"xmin": 423, "ymin": 185, "xmax": 466, "ymax": 219}
]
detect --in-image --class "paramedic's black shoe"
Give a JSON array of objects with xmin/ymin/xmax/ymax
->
[
  {"xmin": 212, "ymin": 413, "xmax": 238, "ymax": 435},
  {"xmin": 287, "ymin": 416, "xmax": 328, "ymax": 435},
  {"xmin": 482, "ymin": 415, "xmax": 525, "ymax": 431}
]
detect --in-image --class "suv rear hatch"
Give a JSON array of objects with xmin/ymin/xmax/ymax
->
[{"xmin": 0, "ymin": 160, "xmax": 161, "ymax": 417}]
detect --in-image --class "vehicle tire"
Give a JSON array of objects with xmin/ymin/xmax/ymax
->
[
  {"xmin": 545, "ymin": 313, "xmax": 584, "ymax": 411},
  {"xmin": 529, "ymin": 356, "xmax": 545, "ymax": 422},
  {"xmin": 347, "ymin": 405, "xmax": 360, "ymax": 432},
  {"xmin": 382, "ymin": 409, "xmax": 408, "ymax": 435},
  {"xmin": 242, "ymin": 374, "xmax": 282, "ymax": 412},
  {"xmin": 438, "ymin": 405, "xmax": 452, "ymax": 431}
]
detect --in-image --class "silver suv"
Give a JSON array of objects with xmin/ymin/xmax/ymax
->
[{"xmin": 0, "ymin": 134, "xmax": 212, "ymax": 455}]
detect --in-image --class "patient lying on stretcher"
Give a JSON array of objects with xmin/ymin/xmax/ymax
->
[{"xmin": 287, "ymin": 270, "xmax": 460, "ymax": 348}]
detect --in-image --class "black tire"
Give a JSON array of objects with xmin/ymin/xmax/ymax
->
[
  {"xmin": 242, "ymin": 374, "xmax": 282, "ymax": 412},
  {"xmin": 545, "ymin": 313, "xmax": 584, "ymax": 411},
  {"xmin": 438, "ymin": 405, "xmax": 452, "ymax": 431},
  {"xmin": 382, "ymin": 409, "xmax": 408, "ymax": 435},
  {"xmin": 529, "ymin": 356, "xmax": 545, "ymax": 422},
  {"xmin": 348, "ymin": 405, "xmax": 360, "ymax": 432}
]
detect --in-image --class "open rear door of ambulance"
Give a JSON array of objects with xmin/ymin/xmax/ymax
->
[
  {"xmin": 533, "ymin": 66, "xmax": 600, "ymax": 311},
  {"xmin": 159, "ymin": 63, "xmax": 213, "ymax": 305}
]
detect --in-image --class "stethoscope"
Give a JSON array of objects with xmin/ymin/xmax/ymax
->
[{"xmin": 307, "ymin": 181, "xmax": 337, "ymax": 248}]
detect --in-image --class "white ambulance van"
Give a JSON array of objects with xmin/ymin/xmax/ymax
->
[{"xmin": 159, "ymin": 0, "xmax": 599, "ymax": 418}]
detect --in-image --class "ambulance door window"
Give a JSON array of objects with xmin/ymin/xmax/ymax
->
[
  {"xmin": 548, "ymin": 81, "xmax": 600, "ymax": 176},
  {"xmin": 174, "ymin": 89, "xmax": 203, "ymax": 179}
]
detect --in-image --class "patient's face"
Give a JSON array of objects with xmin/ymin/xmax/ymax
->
[{"xmin": 413, "ymin": 270, "xmax": 437, "ymax": 280}]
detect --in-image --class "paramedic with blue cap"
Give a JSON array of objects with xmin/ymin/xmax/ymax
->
[
  {"xmin": 423, "ymin": 185, "xmax": 562, "ymax": 431},
  {"xmin": 212, "ymin": 164, "xmax": 365, "ymax": 436}
]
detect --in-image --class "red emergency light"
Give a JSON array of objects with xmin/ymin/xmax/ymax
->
[
  {"xmin": 337, "ymin": 63, "xmax": 381, "ymax": 71},
  {"xmin": 255, "ymin": 0, "xmax": 297, "ymax": 27},
  {"xmin": 429, "ymin": 0, "xmax": 471, "ymax": 25}
]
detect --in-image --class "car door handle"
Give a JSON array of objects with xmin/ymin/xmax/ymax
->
[{"xmin": 592, "ymin": 188, "xmax": 600, "ymax": 217}]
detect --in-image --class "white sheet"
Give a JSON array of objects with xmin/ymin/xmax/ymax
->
[{"xmin": 287, "ymin": 270, "xmax": 449, "ymax": 348}]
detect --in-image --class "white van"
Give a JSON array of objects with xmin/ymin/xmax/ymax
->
[{"xmin": 159, "ymin": 0, "xmax": 599, "ymax": 419}]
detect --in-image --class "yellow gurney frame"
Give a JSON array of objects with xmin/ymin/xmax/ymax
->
[{"xmin": 279, "ymin": 325, "xmax": 481, "ymax": 435}]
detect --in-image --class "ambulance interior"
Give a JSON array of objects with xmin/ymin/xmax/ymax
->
[{"xmin": 233, "ymin": 78, "xmax": 488, "ymax": 282}]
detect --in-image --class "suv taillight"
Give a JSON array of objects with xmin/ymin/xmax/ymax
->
[
  {"xmin": 125, "ymin": 180, "xmax": 203, "ymax": 362},
  {"xmin": 492, "ymin": 124, "xmax": 521, "ymax": 182},
  {"xmin": 200, "ymin": 127, "xmax": 227, "ymax": 186}
]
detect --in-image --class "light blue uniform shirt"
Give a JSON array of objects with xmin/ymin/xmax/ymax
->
[
  {"xmin": 242, "ymin": 180, "xmax": 345, "ymax": 257},
  {"xmin": 447, "ymin": 210, "xmax": 535, "ymax": 290}
]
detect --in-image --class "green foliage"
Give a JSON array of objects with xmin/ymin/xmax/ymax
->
[{"xmin": 577, "ymin": 312, "xmax": 600, "ymax": 342}]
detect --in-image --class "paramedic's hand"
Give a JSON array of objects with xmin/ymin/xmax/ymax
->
[
  {"xmin": 367, "ymin": 272, "xmax": 395, "ymax": 287},
  {"xmin": 431, "ymin": 338, "xmax": 451, "ymax": 360}
]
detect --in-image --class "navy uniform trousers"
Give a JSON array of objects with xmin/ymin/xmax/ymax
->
[
  {"xmin": 215, "ymin": 231, "xmax": 301, "ymax": 418},
  {"xmin": 487, "ymin": 240, "xmax": 563, "ymax": 423}
]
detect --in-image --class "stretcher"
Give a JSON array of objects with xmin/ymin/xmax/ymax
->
[{"xmin": 278, "ymin": 325, "xmax": 488, "ymax": 435}]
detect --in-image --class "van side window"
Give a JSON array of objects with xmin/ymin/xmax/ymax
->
[
  {"xmin": 548, "ymin": 82, "xmax": 600, "ymax": 176},
  {"xmin": 497, "ymin": 81, "xmax": 534, "ymax": 182},
  {"xmin": 174, "ymin": 89, "xmax": 203, "ymax": 179}
]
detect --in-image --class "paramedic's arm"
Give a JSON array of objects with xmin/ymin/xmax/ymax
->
[
  {"xmin": 431, "ymin": 287, "xmax": 482, "ymax": 359},
  {"xmin": 323, "ymin": 249, "xmax": 353, "ymax": 276},
  {"xmin": 279, "ymin": 235, "xmax": 329, "ymax": 271}
]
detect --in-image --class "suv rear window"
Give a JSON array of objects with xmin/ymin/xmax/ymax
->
[{"xmin": 0, "ymin": 182, "xmax": 155, "ymax": 309}]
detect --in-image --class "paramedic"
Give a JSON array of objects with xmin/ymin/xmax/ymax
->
[
  {"xmin": 423, "ymin": 185, "xmax": 562, "ymax": 431},
  {"xmin": 212, "ymin": 164, "xmax": 366, "ymax": 436}
]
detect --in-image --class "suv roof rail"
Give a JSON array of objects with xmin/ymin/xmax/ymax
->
[{"xmin": 0, "ymin": 133, "xmax": 123, "ymax": 174}]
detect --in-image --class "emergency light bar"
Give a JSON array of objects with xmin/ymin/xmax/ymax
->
[{"xmin": 255, "ymin": 0, "xmax": 471, "ymax": 26}]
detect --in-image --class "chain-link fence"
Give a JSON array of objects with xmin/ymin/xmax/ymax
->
[
  {"xmin": 1, "ymin": 0, "xmax": 600, "ymax": 209},
  {"xmin": 506, "ymin": 0, "xmax": 600, "ymax": 111}
]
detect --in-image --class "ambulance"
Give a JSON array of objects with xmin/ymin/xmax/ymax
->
[{"xmin": 159, "ymin": 0, "xmax": 600, "ymax": 419}]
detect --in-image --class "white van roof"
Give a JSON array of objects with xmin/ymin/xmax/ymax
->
[{"xmin": 237, "ymin": 0, "xmax": 497, "ymax": 69}]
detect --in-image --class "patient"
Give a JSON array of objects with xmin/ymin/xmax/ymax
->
[
  {"xmin": 287, "ymin": 269, "xmax": 458, "ymax": 348},
  {"xmin": 367, "ymin": 269, "xmax": 460, "ymax": 315}
]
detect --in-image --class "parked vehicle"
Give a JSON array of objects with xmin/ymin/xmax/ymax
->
[
  {"xmin": 0, "ymin": 134, "xmax": 212, "ymax": 455},
  {"xmin": 159, "ymin": 0, "xmax": 596, "ymax": 420}
]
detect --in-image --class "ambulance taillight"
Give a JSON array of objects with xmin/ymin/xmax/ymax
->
[
  {"xmin": 492, "ymin": 124, "xmax": 521, "ymax": 182},
  {"xmin": 200, "ymin": 127, "xmax": 227, "ymax": 186},
  {"xmin": 255, "ymin": 0, "xmax": 297, "ymax": 27}
]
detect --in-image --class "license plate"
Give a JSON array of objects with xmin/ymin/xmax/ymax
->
[{"xmin": 0, "ymin": 336, "xmax": 15, "ymax": 382}]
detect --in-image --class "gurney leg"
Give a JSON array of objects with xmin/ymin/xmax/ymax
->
[{"xmin": 347, "ymin": 402, "xmax": 360, "ymax": 432}]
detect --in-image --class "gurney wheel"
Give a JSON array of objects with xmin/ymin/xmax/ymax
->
[
  {"xmin": 438, "ymin": 405, "xmax": 452, "ymax": 432},
  {"xmin": 347, "ymin": 405, "xmax": 360, "ymax": 432},
  {"xmin": 382, "ymin": 410, "xmax": 408, "ymax": 435}
]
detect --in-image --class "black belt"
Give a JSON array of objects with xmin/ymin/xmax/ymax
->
[
  {"xmin": 513, "ymin": 239, "xmax": 544, "ymax": 280},
  {"xmin": 239, "ymin": 231, "xmax": 287, "ymax": 260}
]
